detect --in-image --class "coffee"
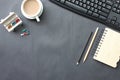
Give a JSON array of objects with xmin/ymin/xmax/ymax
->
[
  {"xmin": 21, "ymin": 0, "xmax": 43, "ymax": 22},
  {"xmin": 23, "ymin": 0, "xmax": 40, "ymax": 16}
]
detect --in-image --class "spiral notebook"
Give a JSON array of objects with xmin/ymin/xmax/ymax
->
[{"xmin": 93, "ymin": 28, "xmax": 120, "ymax": 68}]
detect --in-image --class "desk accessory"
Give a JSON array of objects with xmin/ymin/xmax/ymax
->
[
  {"xmin": 93, "ymin": 28, "xmax": 120, "ymax": 68},
  {"xmin": 21, "ymin": 0, "xmax": 43, "ymax": 22},
  {"xmin": 76, "ymin": 32, "xmax": 93, "ymax": 65},
  {"xmin": 20, "ymin": 28, "xmax": 30, "ymax": 37},
  {"xmin": 0, "ymin": 12, "xmax": 22, "ymax": 32},
  {"xmin": 83, "ymin": 27, "xmax": 99, "ymax": 63},
  {"xmin": 50, "ymin": 0, "xmax": 120, "ymax": 32}
]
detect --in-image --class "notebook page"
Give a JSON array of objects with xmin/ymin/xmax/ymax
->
[{"xmin": 94, "ymin": 28, "xmax": 120, "ymax": 68}]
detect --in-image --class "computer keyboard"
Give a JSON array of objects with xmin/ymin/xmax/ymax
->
[{"xmin": 50, "ymin": 0, "xmax": 120, "ymax": 31}]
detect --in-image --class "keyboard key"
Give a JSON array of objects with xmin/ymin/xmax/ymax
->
[
  {"xmin": 98, "ymin": 6, "xmax": 102, "ymax": 10},
  {"xmin": 106, "ymin": 18, "xmax": 111, "ymax": 23},
  {"xmin": 90, "ymin": 3, "xmax": 94, "ymax": 6},
  {"xmin": 75, "ymin": 1, "xmax": 79, "ymax": 4},
  {"xmin": 60, "ymin": 0, "xmax": 65, "ymax": 3},
  {"xmin": 92, "ymin": 13, "xmax": 99, "ymax": 17},
  {"xmin": 71, "ymin": 0, "xmax": 75, "ymax": 3},
  {"xmin": 102, "ymin": 3, "xmax": 106, "ymax": 7},
  {"xmin": 115, "ymin": 22, "xmax": 119, "ymax": 26},
  {"xmin": 98, "ymin": 10, "xmax": 108, "ymax": 17},
  {"xmin": 83, "ymin": 0, "xmax": 87, "ymax": 3},
  {"xmin": 101, "ymin": 8, "xmax": 109, "ymax": 13},
  {"xmin": 117, "ymin": 10, "xmax": 120, "ymax": 13},
  {"xmin": 114, "ymin": 3, "xmax": 119, "ymax": 8},
  {"xmin": 65, "ymin": 1, "xmax": 87, "ymax": 13},
  {"xmin": 87, "ymin": 5, "xmax": 90, "ymax": 9},
  {"xmin": 91, "ymin": 0, "xmax": 94, "ymax": 2},
  {"xmin": 118, "ymin": 5, "xmax": 120, "ymax": 9},
  {"xmin": 87, "ymin": 10, "xmax": 93, "ymax": 15},
  {"xmin": 98, "ymin": 1, "xmax": 102, "ymax": 5},
  {"xmin": 106, "ymin": 5, "xmax": 112, "ymax": 9},
  {"xmin": 79, "ymin": 2, "xmax": 83, "ymax": 6},
  {"xmin": 101, "ymin": 0, "xmax": 106, "ymax": 2},
  {"xmin": 116, "ymin": 0, "xmax": 120, "ymax": 4},
  {"xmin": 111, "ymin": 16, "xmax": 117, "ymax": 21},
  {"xmin": 99, "ymin": 15, "xmax": 107, "ymax": 20},
  {"xmin": 112, "ymin": 8, "xmax": 117, "ymax": 12},
  {"xmin": 95, "ymin": 0, "xmax": 98, "ymax": 3},
  {"xmin": 111, "ymin": 20, "xmax": 116, "ymax": 24},
  {"xmin": 94, "ymin": 4, "xmax": 98, "ymax": 8},
  {"xmin": 94, "ymin": 9, "xmax": 98, "ymax": 12},
  {"xmin": 90, "ymin": 7, "xmax": 95, "ymax": 11},
  {"xmin": 106, "ymin": 0, "xmax": 113, "ymax": 5},
  {"xmin": 83, "ymin": 4, "xmax": 87, "ymax": 8},
  {"xmin": 57, "ymin": 0, "xmax": 60, "ymax": 1},
  {"xmin": 86, "ymin": 1, "xmax": 90, "ymax": 5}
]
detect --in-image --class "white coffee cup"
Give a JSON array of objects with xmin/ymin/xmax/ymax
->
[{"xmin": 21, "ymin": 0, "xmax": 43, "ymax": 22}]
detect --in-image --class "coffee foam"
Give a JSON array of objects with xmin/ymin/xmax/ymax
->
[{"xmin": 23, "ymin": 0, "xmax": 40, "ymax": 16}]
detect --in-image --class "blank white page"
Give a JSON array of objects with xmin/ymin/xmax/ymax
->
[{"xmin": 93, "ymin": 28, "xmax": 120, "ymax": 68}]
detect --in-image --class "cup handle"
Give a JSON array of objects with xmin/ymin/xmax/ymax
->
[{"xmin": 36, "ymin": 16, "xmax": 40, "ymax": 22}]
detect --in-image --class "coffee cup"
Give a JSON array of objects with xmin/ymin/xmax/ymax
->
[{"xmin": 21, "ymin": 0, "xmax": 43, "ymax": 22}]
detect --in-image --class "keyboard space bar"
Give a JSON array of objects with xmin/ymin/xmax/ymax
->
[{"xmin": 65, "ymin": 1, "xmax": 87, "ymax": 13}]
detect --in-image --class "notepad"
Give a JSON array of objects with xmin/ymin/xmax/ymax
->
[{"xmin": 93, "ymin": 28, "xmax": 120, "ymax": 68}]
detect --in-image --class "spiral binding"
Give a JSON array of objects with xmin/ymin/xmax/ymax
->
[
  {"xmin": 94, "ymin": 29, "xmax": 108, "ymax": 57},
  {"xmin": 91, "ymin": 29, "xmax": 103, "ymax": 55}
]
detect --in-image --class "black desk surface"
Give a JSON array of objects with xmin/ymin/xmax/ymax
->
[{"xmin": 0, "ymin": 0, "xmax": 120, "ymax": 80}]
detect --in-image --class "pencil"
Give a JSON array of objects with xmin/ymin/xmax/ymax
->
[
  {"xmin": 76, "ymin": 32, "xmax": 93, "ymax": 65},
  {"xmin": 83, "ymin": 27, "xmax": 99, "ymax": 63}
]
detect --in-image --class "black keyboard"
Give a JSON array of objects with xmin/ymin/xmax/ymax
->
[{"xmin": 50, "ymin": 0, "xmax": 120, "ymax": 31}]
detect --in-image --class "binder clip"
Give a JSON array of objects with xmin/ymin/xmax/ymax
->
[{"xmin": 20, "ymin": 28, "xmax": 30, "ymax": 37}]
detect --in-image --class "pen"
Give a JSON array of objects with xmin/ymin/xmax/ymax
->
[
  {"xmin": 76, "ymin": 32, "xmax": 93, "ymax": 65},
  {"xmin": 83, "ymin": 27, "xmax": 99, "ymax": 63}
]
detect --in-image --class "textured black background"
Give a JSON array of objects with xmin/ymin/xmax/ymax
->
[{"xmin": 0, "ymin": 0, "xmax": 120, "ymax": 80}]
